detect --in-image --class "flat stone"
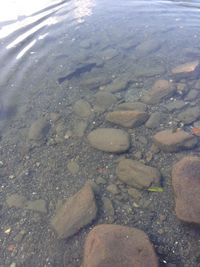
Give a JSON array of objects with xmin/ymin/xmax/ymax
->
[
  {"xmin": 135, "ymin": 39, "xmax": 161, "ymax": 56},
  {"xmin": 116, "ymin": 102, "xmax": 147, "ymax": 112},
  {"xmin": 184, "ymin": 89, "xmax": 199, "ymax": 101},
  {"xmin": 82, "ymin": 224, "xmax": 158, "ymax": 267},
  {"xmin": 172, "ymin": 156, "xmax": 200, "ymax": 224},
  {"xmin": 116, "ymin": 159, "xmax": 161, "ymax": 189},
  {"xmin": 101, "ymin": 79, "xmax": 130, "ymax": 93},
  {"xmin": 153, "ymin": 129, "xmax": 198, "ymax": 152},
  {"xmin": 28, "ymin": 118, "xmax": 50, "ymax": 141},
  {"xmin": 127, "ymin": 188, "xmax": 142, "ymax": 201},
  {"xmin": 94, "ymin": 92, "xmax": 117, "ymax": 111},
  {"xmin": 106, "ymin": 184, "xmax": 119, "ymax": 195},
  {"xmin": 6, "ymin": 194, "xmax": 27, "ymax": 208},
  {"xmin": 142, "ymin": 80, "xmax": 175, "ymax": 104},
  {"xmin": 26, "ymin": 199, "xmax": 47, "ymax": 213},
  {"xmin": 51, "ymin": 183, "xmax": 97, "ymax": 239},
  {"xmin": 102, "ymin": 197, "xmax": 115, "ymax": 217},
  {"xmin": 165, "ymin": 100, "xmax": 187, "ymax": 112},
  {"xmin": 145, "ymin": 112, "xmax": 163, "ymax": 129},
  {"xmin": 88, "ymin": 128, "xmax": 130, "ymax": 153},
  {"xmin": 171, "ymin": 60, "xmax": 200, "ymax": 80},
  {"xmin": 73, "ymin": 100, "xmax": 92, "ymax": 118},
  {"xmin": 73, "ymin": 120, "xmax": 88, "ymax": 137},
  {"xmin": 177, "ymin": 106, "xmax": 200, "ymax": 124},
  {"xmin": 105, "ymin": 110, "xmax": 149, "ymax": 128},
  {"xmin": 67, "ymin": 160, "xmax": 79, "ymax": 174},
  {"xmin": 81, "ymin": 76, "xmax": 112, "ymax": 90}
]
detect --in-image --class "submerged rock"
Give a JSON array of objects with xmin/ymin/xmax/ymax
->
[
  {"xmin": 87, "ymin": 128, "xmax": 130, "ymax": 153},
  {"xmin": 94, "ymin": 92, "xmax": 117, "ymax": 111},
  {"xmin": 116, "ymin": 159, "xmax": 161, "ymax": 189},
  {"xmin": 116, "ymin": 101, "xmax": 147, "ymax": 112},
  {"xmin": 105, "ymin": 110, "xmax": 149, "ymax": 128},
  {"xmin": 177, "ymin": 106, "xmax": 200, "ymax": 124},
  {"xmin": 153, "ymin": 129, "xmax": 198, "ymax": 152},
  {"xmin": 172, "ymin": 156, "xmax": 200, "ymax": 224},
  {"xmin": 142, "ymin": 79, "xmax": 175, "ymax": 104},
  {"xmin": 73, "ymin": 100, "xmax": 92, "ymax": 119},
  {"xmin": 145, "ymin": 112, "xmax": 163, "ymax": 129},
  {"xmin": 28, "ymin": 117, "xmax": 50, "ymax": 142},
  {"xmin": 82, "ymin": 224, "xmax": 158, "ymax": 267},
  {"xmin": 51, "ymin": 183, "xmax": 97, "ymax": 239},
  {"xmin": 171, "ymin": 60, "xmax": 200, "ymax": 80},
  {"xmin": 101, "ymin": 79, "xmax": 130, "ymax": 93}
]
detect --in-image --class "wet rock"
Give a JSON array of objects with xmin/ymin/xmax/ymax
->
[
  {"xmin": 73, "ymin": 100, "xmax": 92, "ymax": 119},
  {"xmin": 73, "ymin": 120, "xmax": 88, "ymax": 137},
  {"xmin": 6, "ymin": 194, "xmax": 26, "ymax": 208},
  {"xmin": 51, "ymin": 183, "xmax": 97, "ymax": 239},
  {"xmin": 116, "ymin": 159, "xmax": 161, "ymax": 189},
  {"xmin": 49, "ymin": 112, "xmax": 61, "ymax": 123},
  {"xmin": 177, "ymin": 106, "xmax": 200, "ymax": 124},
  {"xmin": 176, "ymin": 82, "xmax": 189, "ymax": 95},
  {"xmin": 82, "ymin": 224, "xmax": 158, "ymax": 267},
  {"xmin": 106, "ymin": 184, "xmax": 119, "ymax": 195},
  {"xmin": 127, "ymin": 188, "xmax": 142, "ymax": 201},
  {"xmin": 172, "ymin": 156, "xmax": 200, "ymax": 224},
  {"xmin": 142, "ymin": 80, "xmax": 175, "ymax": 104},
  {"xmin": 94, "ymin": 92, "xmax": 117, "ymax": 111},
  {"xmin": 135, "ymin": 38, "xmax": 161, "ymax": 56},
  {"xmin": 26, "ymin": 199, "xmax": 47, "ymax": 213},
  {"xmin": 153, "ymin": 129, "xmax": 198, "ymax": 152},
  {"xmin": 184, "ymin": 89, "xmax": 199, "ymax": 101},
  {"xmin": 67, "ymin": 160, "xmax": 79, "ymax": 174},
  {"xmin": 102, "ymin": 197, "xmax": 115, "ymax": 218},
  {"xmin": 145, "ymin": 112, "xmax": 163, "ymax": 129},
  {"xmin": 87, "ymin": 128, "xmax": 130, "ymax": 153},
  {"xmin": 134, "ymin": 60, "xmax": 166, "ymax": 77},
  {"xmin": 96, "ymin": 176, "xmax": 107, "ymax": 185},
  {"xmin": 165, "ymin": 100, "xmax": 187, "ymax": 112},
  {"xmin": 116, "ymin": 101, "xmax": 147, "ymax": 112},
  {"xmin": 28, "ymin": 117, "xmax": 50, "ymax": 141},
  {"xmin": 171, "ymin": 60, "xmax": 200, "ymax": 80},
  {"xmin": 101, "ymin": 79, "xmax": 130, "ymax": 93},
  {"xmin": 105, "ymin": 110, "xmax": 149, "ymax": 128},
  {"xmin": 81, "ymin": 76, "xmax": 112, "ymax": 90}
]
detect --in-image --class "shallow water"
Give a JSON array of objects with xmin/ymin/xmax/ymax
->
[{"xmin": 0, "ymin": 0, "xmax": 200, "ymax": 266}]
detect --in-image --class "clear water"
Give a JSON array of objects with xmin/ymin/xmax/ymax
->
[{"xmin": 0, "ymin": 0, "xmax": 200, "ymax": 266}]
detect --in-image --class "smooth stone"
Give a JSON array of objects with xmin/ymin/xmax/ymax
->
[
  {"xmin": 101, "ymin": 79, "xmax": 130, "ymax": 93},
  {"xmin": 116, "ymin": 159, "xmax": 161, "ymax": 189},
  {"xmin": 87, "ymin": 128, "xmax": 130, "ymax": 153},
  {"xmin": 171, "ymin": 60, "xmax": 200, "ymax": 80},
  {"xmin": 116, "ymin": 102, "xmax": 147, "ymax": 112},
  {"xmin": 165, "ymin": 100, "xmax": 187, "ymax": 112},
  {"xmin": 106, "ymin": 184, "xmax": 119, "ymax": 195},
  {"xmin": 73, "ymin": 120, "xmax": 88, "ymax": 137},
  {"xmin": 6, "ymin": 194, "xmax": 26, "ymax": 208},
  {"xmin": 102, "ymin": 197, "xmax": 115, "ymax": 217},
  {"xmin": 94, "ymin": 92, "xmax": 117, "ymax": 111},
  {"xmin": 73, "ymin": 100, "xmax": 92, "ymax": 118},
  {"xmin": 82, "ymin": 224, "xmax": 158, "ymax": 267},
  {"xmin": 28, "ymin": 118, "xmax": 50, "ymax": 141},
  {"xmin": 172, "ymin": 156, "xmax": 200, "ymax": 224},
  {"xmin": 51, "ymin": 183, "xmax": 97, "ymax": 239},
  {"xmin": 145, "ymin": 112, "xmax": 162, "ymax": 129},
  {"xmin": 96, "ymin": 177, "xmax": 107, "ymax": 185},
  {"xmin": 184, "ymin": 89, "xmax": 199, "ymax": 101},
  {"xmin": 26, "ymin": 199, "xmax": 47, "ymax": 213},
  {"xmin": 67, "ymin": 161, "xmax": 79, "ymax": 174},
  {"xmin": 81, "ymin": 76, "xmax": 112, "ymax": 90},
  {"xmin": 127, "ymin": 188, "xmax": 142, "ymax": 201},
  {"xmin": 105, "ymin": 110, "xmax": 149, "ymax": 128},
  {"xmin": 135, "ymin": 38, "xmax": 161, "ymax": 56},
  {"xmin": 133, "ymin": 58, "xmax": 166, "ymax": 77},
  {"xmin": 177, "ymin": 106, "xmax": 200, "ymax": 124},
  {"xmin": 142, "ymin": 80, "xmax": 175, "ymax": 104},
  {"xmin": 153, "ymin": 129, "xmax": 198, "ymax": 152}
]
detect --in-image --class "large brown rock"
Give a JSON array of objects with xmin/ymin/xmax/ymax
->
[
  {"xmin": 171, "ymin": 60, "xmax": 200, "ymax": 80},
  {"xmin": 105, "ymin": 110, "xmax": 149, "ymax": 128},
  {"xmin": 116, "ymin": 159, "xmax": 161, "ymax": 189},
  {"xmin": 51, "ymin": 183, "xmax": 97, "ymax": 239},
  {"xmin": 153, "ymin": 129, "xmax": 198, "ymax": 152},
  {"xmin": 82, "ymin": 224, "xmax": 158, "ymax": 267},
  {"xmin": 87, "ymin": 128, "xmax": 130, "ymax": 153},
  {"xmin": 172, "ymin": 156, "xmax": 200, "ymax": 224},
  {"xmin": 142, "ymin": 80, "xmax": 175, "ymax": 104}
]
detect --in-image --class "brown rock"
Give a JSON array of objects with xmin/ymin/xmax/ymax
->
[
  {"xmin": 105, "ymin": 110, "xmax": 149, "ymax": 128},
  {"xmin": 116, "ymin": 159, "xmax": 161, "ymax": 189},
  {"xmin": 153, "ymin": 129, "xmax": 198, "ymax": 152},
  {"xmin": 87, "ymin": 128, "xmax": 130, "ymax": 153},
  {"xmin": 101, "ymin": 79, "xmax": 130, "ymax": 93},
  {"xmin": 171, "ymin": 60, "xmax": 200, "ymax": 80},
  {"xmin": 142, "ymin": 80, "xmax": 175, "ymax": 104},
  {"xmin": 82, "ymin": 224, "xmax": 158, "ymax": 267},
  {"xmin": 73, "ymin": 100, "xmax": 92, "ymax": 118},
  {"xmin": 51, "ymin": 183, "xmax": 97, "ymax": 239},
  {"xmin": 172, "ymin": 156, "xmax": 200, "ymax": 224},
  {"xmin": 28, "ymin": 118, "xmax": 50, "ymax": 141},
  {"xmin": 94, "ymin": 92, "xmax": 117, "ymax": 111},
  {"xmin": 116, "ymin": 102, "xmax": 147, "ymax": 112}
]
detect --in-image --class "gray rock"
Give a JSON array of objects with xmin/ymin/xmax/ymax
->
[
  {"xmin": 145, "ymin": 112, "xmax": 162, "ymax": 129},
  {"xmin": 116, "ymin": 102, "xmax": 147, "ymax": 112},
  {"xmin": 88, "ymin": 128, "xmax": 130, "ymax": 153},
  {"xmin": 67, "ymin": 161, "xmax": 79, "ymax": 174},
  {"xmin": 73, "ymin": 100, "xmax": 92, "ymax": 119},
  {"xmin": 165, "ymin": 100, "xmax": 187, "ymax": 112},
  {"xmin": 101, "ymin": 79, "xmax": 130, "ymax": 93},
  {"xmin": 28, "ymin": 118, "xmax": 50, "ymax": 141},
  {"xmin": 177, "ymin": 106, "xmax": 200, "ymax": 124},
  {"xmin": 6, "ymin": 194, "xmax": 26, "ymax": 208},
  {"xmin": 51, "ymin": 183, "xmax": 97, "ymax": 239},
  {"xmin": 106, "ymin": 184, "xmax": 119, "ymax": 195},
  {"xmin": 116, "ymin": 159, "xmax": 161, "ymax": 189},
  {"xmin": 26, "ymin": 199, "xmax": 47, "ymax": 213},
  {"xmin": 184, "ymin": 89, "xmax": 199, "ymax": 101},
  {"xmin": 73, "ymin": 120, "xmax": 88, "ymax": 137},
  {"xmin": 94, "ymin": 92, "xmax": 117, "ymax": 111}
]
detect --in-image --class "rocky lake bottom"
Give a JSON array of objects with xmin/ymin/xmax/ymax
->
[{"xmin": 0, "ymin": 1, "xmax": 200, "ymax": 266}]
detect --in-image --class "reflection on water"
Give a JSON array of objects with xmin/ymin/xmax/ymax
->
[{"xmin": 0, "ymin": 0, "xmax": 200, "ymax": 267}]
